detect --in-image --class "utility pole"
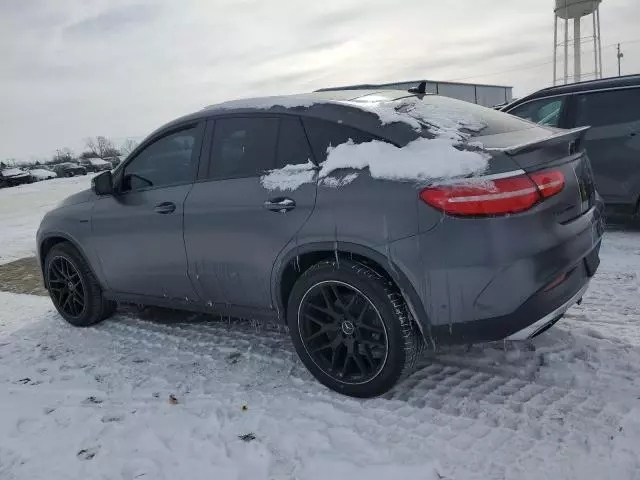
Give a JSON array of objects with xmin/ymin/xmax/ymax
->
[{"xmin": 617, "ymin": 43, "xmax": 624, "ymax": 76}]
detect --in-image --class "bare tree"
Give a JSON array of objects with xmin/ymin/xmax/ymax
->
[
  {"xmin": 120, "ymin": 139, "xmax": 139, "ymax": 156},
  {"xmin": 52, "ymin": 148, "xmax": 75, "ymax": 164},
  {"xmin": 85, "ymin": 136, "xmax": 120, "ymax": 159}
]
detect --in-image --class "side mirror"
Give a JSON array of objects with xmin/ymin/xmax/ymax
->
[{"xmin": 92, "ymin": 170, "xmax": 114, "ymax": 195}]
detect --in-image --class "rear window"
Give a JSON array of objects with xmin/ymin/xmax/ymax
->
[
  {"xmin": 302, "ymin": 117, "xmax": 378, "ymax": 162},
  {"xmin": 408, "ymin": 95, "xmax": 539, "ymax": 137}
]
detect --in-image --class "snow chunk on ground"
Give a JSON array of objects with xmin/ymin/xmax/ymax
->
[
  {"xmin": 260, "ymin": 161, "xmax": 316, "ymax": 191},
  {"xmin": 320, "ymin": 138, "xmax": 489, "ymax": 182}
]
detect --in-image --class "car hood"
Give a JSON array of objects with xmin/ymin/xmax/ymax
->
[{"xmin": 57, "ymin": 188, "xmax": 94, "ymax": 207}]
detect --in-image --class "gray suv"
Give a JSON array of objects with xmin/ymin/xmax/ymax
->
[
  {"xmin": 502, "ymin": 74, "xmax": 640, "ymax": 218},
  {"xmin": 37, "ymin": 90, "xmax": 604, "ymax": 397}
]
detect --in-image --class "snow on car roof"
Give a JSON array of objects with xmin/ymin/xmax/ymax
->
[
  {"xmin": 1, "ymin": 168, "xmax": 27, "ymax": 177},
  {"xmin": 254, "ymin": 93, "xmax": 491, "ymax": 191}
]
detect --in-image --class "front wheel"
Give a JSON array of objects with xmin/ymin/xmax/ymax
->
[
  {"xmin": 287, "ymin": 260, "xmax": 422, "ymax": 398},
  {"xmin": 45, "ymin": 243, "xmax": 116, "ymax": 326}
]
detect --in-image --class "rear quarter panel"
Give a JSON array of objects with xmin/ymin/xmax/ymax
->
[{"xmin": 295, "ymin": 173, "xmax": 429, "ymax": 246}]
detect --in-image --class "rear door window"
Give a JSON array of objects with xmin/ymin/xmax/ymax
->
[
  {"xmin": 574, "ymin": 88, "xmax": 640, "ymax": 127},
  {"xmin": 302, "ymin": 118, "xmax": 377, "ymax": 162},
  {"xmin": 507, "ymin": 97, "xmax": 564, "ymax": 127},
  {"xmin": 208, "ymin": 117, "xmax": 279, "ymax": 179},
  {"xmin": 276, "ymin": 117, "xmax": 314, "ymax": 168}
]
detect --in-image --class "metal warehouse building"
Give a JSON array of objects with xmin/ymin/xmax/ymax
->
[{"xmin": 317, "ymin": 79, "xmax": 513, "ymax": 108}]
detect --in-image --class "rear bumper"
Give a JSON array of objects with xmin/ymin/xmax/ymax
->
[
  {"xmin": 383, "ymin": 196, "xmax": 605, "ymax": 346},
  {"xmin": 506, "ymin": 280, "xmax": 589, "ymax": 340},
  {"xmin": 426, "ymin": 240, "xmax": 599, "ymax": 344}
]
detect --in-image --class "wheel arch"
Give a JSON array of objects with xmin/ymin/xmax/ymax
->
[
  {"xmin": 273, "ymin": 242, "xmax": 430, "ymax": 336},
  {"xmin": 38, "ymin": 233, "xmax": 102, "ymax": 289}
]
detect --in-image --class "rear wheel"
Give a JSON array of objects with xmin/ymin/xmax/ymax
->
[
  {"xmin": 287, "ymin": 259, "xmax": 422, "ymax": 398},
  {"xmin": 45, "ymin": 243, "xmax": 116, "ymax": 326}
]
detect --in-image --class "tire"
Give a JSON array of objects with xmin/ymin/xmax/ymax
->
[
  {"xmin": 66, "ymin": 172, "xmax": 74, "ymax": 178},
  {"xmin": 44, "ymin": 242, "xmax": 117, "ymax": 327},
  {"xmin": 287, "ymin": 259, "xmax": 422, "ymax": 398}
]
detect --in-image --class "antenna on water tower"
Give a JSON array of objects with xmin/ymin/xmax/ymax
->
[{"xmin": 553, "ymin": 0, "xmax": 603, "ymax": 85}]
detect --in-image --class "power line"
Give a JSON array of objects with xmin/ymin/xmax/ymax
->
[{"xmin": 444, "ymin": 38, "xmax": 640, "ymax": 83}]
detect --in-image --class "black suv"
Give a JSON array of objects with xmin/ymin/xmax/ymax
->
[{"xmin": 502, "ymin": 74, "xmax": 640, "ymax": 217}]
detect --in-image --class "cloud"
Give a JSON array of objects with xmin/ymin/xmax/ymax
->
[
  {"xmin": 64, "ymin": 3, "xmax": 158, "ymax": 37},
  {"xmin": 0, "ymin": 0, "xmax": 639, "ymax": 160}
]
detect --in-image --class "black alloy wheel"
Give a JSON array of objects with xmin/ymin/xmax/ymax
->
[
  {"xmin": 47, "ymin": 256, "xmax": 86, "ymax": 319},
  {"xmin": 287, "ymin": 259, "xmax": 422, "ymax": 398},
  {"xmin": 44, "ymin": 242, "xmax": 117, "ymax": 326},
  {"xmin": 298, "ymin": 281, "xmax": 389, "ymax": 384}
]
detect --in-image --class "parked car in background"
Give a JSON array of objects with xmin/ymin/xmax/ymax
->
[
  {"xmin": 502, "ymin": 74, "xmax": 640, "ymax": 218},
  {"xmin": 51, "ymin": 162, "xmax": 87, "ymax": 177},
  {"xmin": 0, "ymin": 167, "xmax": 33, "ymax": 187},
  {"xmin": 79, "ymin": 158, "xmax": 112, "ymax": 172},
  {"xmin": 104, "ymin": 156, "xmax": 123, "ymax": 168},
  {"xmin": 29, "ymin": 167, "xmax": 57, "ymax": 181},
  {"xmin": 37, "ymin": 90, "xmax": 603, "ymax": 398}
]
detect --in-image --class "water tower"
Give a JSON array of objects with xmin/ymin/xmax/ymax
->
[{"xmin": 553, "ymin": 0, "xmax": 603, "ymax": 85}]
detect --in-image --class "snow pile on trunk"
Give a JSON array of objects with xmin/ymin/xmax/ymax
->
[
  {"xmin": 320, "ymin": 138, "xmax": 488, "ymax": 182},
  {"xmin": 260, "ymin": 162, "xmax": 316, "ymax": 191}
]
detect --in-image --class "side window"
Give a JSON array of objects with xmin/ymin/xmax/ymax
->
[
  {"xmin": 302, "ymin": 118, "xmax": 377, "ymax": 162},
  {"xmin": 124, "ymin": 126, "xmax": 198, "ymax": 191},
  {"xmin": 208, "ymin": 117, "xmax": 279, "ymax": 179},
  {"xmin": 276, "ymin": 117, "xmax": 313, "ymax": 168},
  {"xmin": 508, "ymin": 98, "xmax": 564, "ymax": 127},
  {"xmin": 575, "ymin": 88, "xmax": 640, "ymax": 127}
]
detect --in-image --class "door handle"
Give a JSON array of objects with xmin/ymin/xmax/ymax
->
[
  {"xmin": 154, "ymin": 202, "xmax": 176, "ymax": 214},
  {"xmin": 264, "ymin": 197, "xmax": 296, "ymax": 213}
]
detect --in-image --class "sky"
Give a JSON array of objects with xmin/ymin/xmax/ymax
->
[{"xmin": 1, "ymin": 0, "xmax": 640, "ymax": 162}]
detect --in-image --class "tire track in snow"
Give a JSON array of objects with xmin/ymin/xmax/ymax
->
[{"xmin": 91, "ymin": 312, "xmax": 634, "ymax": 460}]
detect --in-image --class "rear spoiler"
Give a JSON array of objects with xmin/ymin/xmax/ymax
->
[{"xmin": 485, "ymin": 126, "xmax": 591, "ymax": 155}]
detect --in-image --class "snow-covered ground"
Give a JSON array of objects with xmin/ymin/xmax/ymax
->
[
  {"xmin": 1, "ymin": 176, "xmax": 640, "ymax": 479},
  {"xmin": 0, "ymin": 175, "xmax": 95, "ymax": 265}
]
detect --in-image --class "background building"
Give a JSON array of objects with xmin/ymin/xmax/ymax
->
[{"xmin": 317, "ymin": 79, "xmax": 513, "ymax": 107}]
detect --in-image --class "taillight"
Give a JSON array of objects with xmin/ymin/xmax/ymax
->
[
  {"xmin": 529, "ymin": 170, "xmax": 564, "ymax": 198},
  {"xmin": 420, "ymin": 169, "xmax": 565, "ymax": 216}
]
